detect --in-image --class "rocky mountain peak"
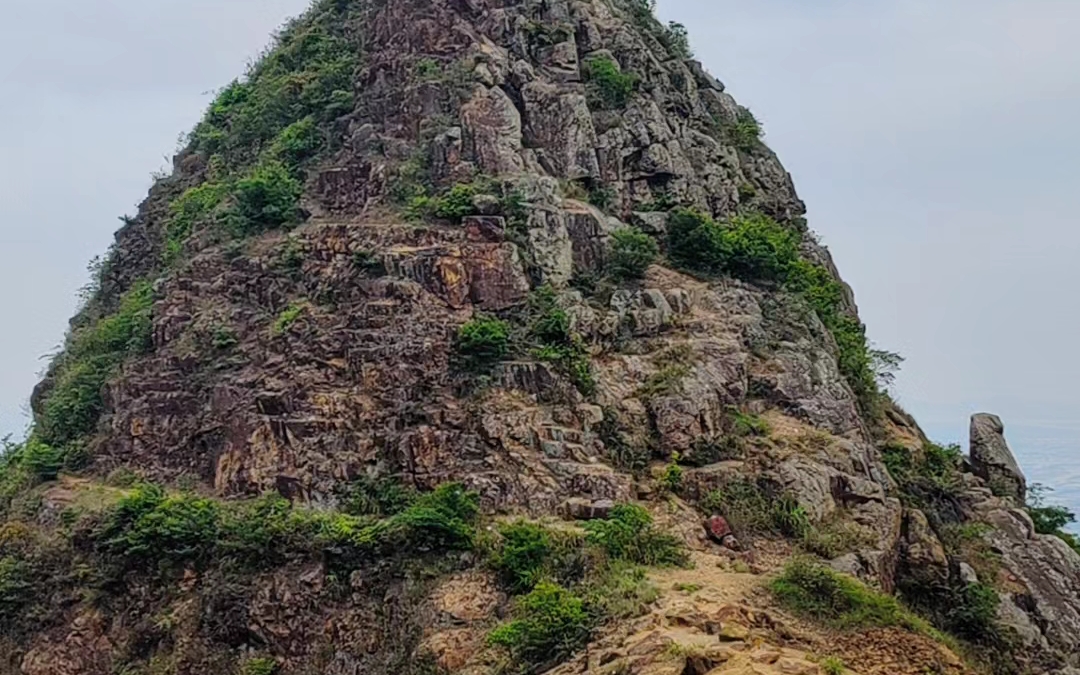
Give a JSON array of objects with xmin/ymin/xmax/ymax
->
[{"xmin": 3, "ymin": 1, "xmax": 1079, "ymax": 674}]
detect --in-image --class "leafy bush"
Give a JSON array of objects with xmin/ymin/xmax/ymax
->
[
  {"xmin": 772, "ymin": 494, "xmax": 811, "ymax": 539},
  {"xmin": 166, "ymin": 182, "xmax": 231, "ymax": 258},
  {"xmin": 210, "ymin": 325, "xmax": 239, "ymax": 350},
  {"xmin": 433, "ymin": 184, "xmax": 479, "ymax": 221},
  {"xmin": 20, "ymin": 437, "xmax": 65, "ymax": 481},
  {"xmin": 609, "ymin": 227, "xmax": 659, "ymax": 280},
  {"xmin": 527, "ymin": 287, "xmax": 595, "ymax": 395},
  {"xmin": 582, "ymin": 504, "xmax": 687, "ymax": 566},
  {"xmin": 659, "ymin": 454, "xmax": 683, "ymax": 493},
  {"xmin": 493, "ymin": 521, "xmax": 555, "ymax": 594},
  {"xmin": 770, "ymin": 559, "xmax": 933, "ymax": 634},
  {"xmin": 667, "ymin": 209, "xmax": 800, "ymax": 282},
  {"xmin": 588, "ymin": 183, "xmax": 616, "ymax": 211},
  {"xmin": 393, "ymin": 483, "xmax": 480, "ymax": 551},
  {"xmin": 97, "ymin": 485, "xmax": 220, "ymax": 569},
  {"xmin": 340, "ymin": 475, "xmax": 416, "ymax": 518},
  {"xmin": 820, "ymin": 656, "xmax": 846, "ymax": 675},
  {"xmin": 661, "ymin": 22, "xmax": 692, "ymax": 58},
  {"xmin": 38, "ymin": 282, "xmax": 155, "ymax": 448},
  {"xmin": 270, "ymin": 117, "xmax": 322, "ymax": 170},
  {"xmin": 1026, "ymin": 484, "xmax": 1080, "ymax": 553},
  {"xmin": 457, "ymin": 315, "xmax": 511, "ymax": 370},
  {"xmin": 582, "ymin": 560, "xmax": 659, "ymax": 620},
  {"xmin": 0, "ymin": 556, "xmax": 31, "ymax": 621},
  {"xmin": 583, "ymin": 56, "xmax": 637, "ymax": 109},
  {"xmin": 232, "ymin": 161, "xmax": 302, "ymax": 235},
  {"xmin": 730, "ymin": 108, "xmax": 763, "ymax": 151},
  {"xmin": 488, "ymin": 582, "xmax": 591, "ymax": 671},
  {"xmin": 191, "ymin": 2, "xmax": 358, "ymax": 162}
]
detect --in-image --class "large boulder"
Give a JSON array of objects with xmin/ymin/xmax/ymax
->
[{"xmin": 969, "ymin": 413, "xmax": 1026, "ymax": 502}]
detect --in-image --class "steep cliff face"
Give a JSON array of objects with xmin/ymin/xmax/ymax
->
[{"xmin": 6, "ymin": 0, "xmax": 1080, "ymax": 674}]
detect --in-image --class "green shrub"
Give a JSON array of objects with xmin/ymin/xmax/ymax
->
[
  {"xmin": 801, "ymin": 519, "xmax": 874, "ymax": 560},
  {"xmin": 731, "ymin": 410, "xmax": 770, "ymax": 437},
  {"xmin": 488, "ymin": 582, "xmax": 591, "ymax": 671},
  {"xmin": 0, "ymin": 556, "xmax": 31, "ymax": 621},
  {"xmin": 730, "ymin": 108, "xmax": 763, "ymax": 150},
  {"xmin": 20, "ymin": 437, "xmax": 65, "ymax": 481},
  {"xmin": 218, "ymin": 494, "xmax": 313, "ymax": 568},
  {"xmin": 241, "ymin": 657, "xmax": 279, "ymax": 675},
  {"xmin": 232, "ymin": 161, "xmax": 302, "ymax": 235},
  {"xmin": 38, "ymin": 282, "xmax": 155, "ymax": 448},
  {"xmin": 660, "ymin": 22, "xmax": 692, "ymax": 58},
  {"xmin": 191, "ymin": 4, "xmax": 358, "ymax": 161},
  {"xmin": 272, "ymin": 302, "xmax": 307, "ymax": 336},
  {"xmin": 820, "ymin": 656, "xmax": 846, "ymax": 675},
  {"xmin": 352, "ymin": 249, "xmax": 385, "ymax": 276},
  {"xmin": 340, "ymin": 475, "xmax": 416, "ymax": 518},
  {"xmin": 394, "ymin": 483, "xmax": 480, "ymax": 551},
  {"xmin": 413, "ymin": 58, "xmax": 441, "ymax": 81},
  {"xmin": 210, "ymin": 325, "xmax": 239, "ymax": 350},
  {"xmin": 493, "ymin": 521, "xmax": 555, "ymax": 594},
  {"xmin": 456, "ymin": 316, "xmax": 511, "ymax": 368},
  {"xmin": 166, "ymin": 182, "xmax": 231, "ymax": 258},
  {"xmin": 98, "ymin": 485, "xmax": 220, "ymax": 568},
  {"xmin": 270, "ymin": 117, "xmax": 322, "ymax": 169},
  {"xmin": 659, "ymin": 454, "xmax": 683, "ymax": 493},
  {"xmin": 609, "ymin": 227, "xmax": 658, "ymax": 280},
  {"xmin": 527, "ymin": 287, "xmax": 596, "ymax": 396},
  {"xmin": 1025, "ymin": 484, "xmax": 1080, "ymax": 554},
  {"xmin": 667, "ymin": 209, "xmax": 799, "ymax": 282},
  {"xmin": 588, "ymin": 183, "xmax": 616, "ymax": 211},
  {"xmin": 582, "ymin": 560, "xmax": 659, "ymax": 620},
  {"xmin": 770, "ymin": 559, "xmax": 932, "ymax": 633},
  {"xmin": 584, "ymin": 57, "xmax": 637, "ymax": 109},
  {"xmin": 433, "ymin": 184, "xmax": 479, "ymax": 221},
  {"xmin": 582, "ymin": 504, "xmax": 687, "ymax": 567},
  {"xmin": 772, "ymin": 494, "xmax": 811, "ymax": 539}
]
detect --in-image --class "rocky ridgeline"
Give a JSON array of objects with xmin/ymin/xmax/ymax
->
[{"xmin": 4, "ymin": 0, "xmax": 1079, "ymax": 673}]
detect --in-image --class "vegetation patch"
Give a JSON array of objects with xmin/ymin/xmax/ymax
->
[
  {"xmin": 583, "ymin": 56, "xmax": 638, "ymax": 110},
  {"xmin": 487, "ymin": 504, "xmax": 681, "ymax": 673},
  {"xmin": 526, "ymin": 287, "xmax": 595, "ymax": 396},
  {"xmin": 701, "ymin": 480, "xmax": 808, "ymax": 539},
  {"xmin": 488, "ymin": 581, "xmax": 591, "ymax": 671},
  {"xmin": 37, "ymin": 281, "xmax": 155, "ymax": 452},
  {"xmin": 770, "ymin": 558, "xmax": 938, "ymax": 635},
  {"xmin": 609, "ymin": 226, "xmax": 659, "ymax": 280},
  {"xmin": 582, "ymin": 504, "xmax": 687, "ymax": 567},
  {"xmin": 92, "ymin": 481, "xmax": 480, "ymax": 578},
  {"xmin": 1026, "ymin": 484, "xmax": 1080, "ymax": 553},
  {"xmin": 666, "ymin": 208, "xmax": 890, "ymax": 416},
  {"xmin": 456, "ymin": 316, "xmax": 512, "ymax": 371}
]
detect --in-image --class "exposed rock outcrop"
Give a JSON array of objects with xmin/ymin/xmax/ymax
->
[
  {"xmin": 9, "ymin": 0, "xmax": 1080, "ymax": 673},
  {"xmin": 969, "ymin": 413, "xmax": 1027, "ymax": 502}
]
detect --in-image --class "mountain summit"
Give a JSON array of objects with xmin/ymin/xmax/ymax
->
[{"xmin": 5, "ymin": 0, "xmax": 1079, "ymax": 674}]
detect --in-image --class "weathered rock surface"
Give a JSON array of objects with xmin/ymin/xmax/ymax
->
[
  {"xmin": 16, "ymin": 0, "xmax": 1080, "ymax": 673},
  {"xmin": 969, "ymin": 413, "xmax": 1027, "ymax": 502}
]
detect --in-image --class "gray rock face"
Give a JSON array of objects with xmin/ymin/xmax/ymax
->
[{"xmin": 970, "ymin": 413, "xmax": 1026, "ymax": 502}]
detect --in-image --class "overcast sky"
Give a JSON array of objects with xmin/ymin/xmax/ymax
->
[{"xmin": 1, "ymin": 0, "xmax": 1078, "ymax": 502}]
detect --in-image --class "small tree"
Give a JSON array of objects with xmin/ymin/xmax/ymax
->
[
  {"xmin": 609, "ymin": 227, "xmax": 659, "ymax": 280},
  {"xmin": 457, "ymin": 316, "xmax": 511, "ymax": 368}
]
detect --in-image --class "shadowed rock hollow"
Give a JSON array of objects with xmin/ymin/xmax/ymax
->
[{"xmin": 6, "ymin": 0, "xmax": 1080, "ymax": 674}]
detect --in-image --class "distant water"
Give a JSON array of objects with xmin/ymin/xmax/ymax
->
[
  {"xmin": 1009, "ymin": 423, "xmax": 1080, "ymax": 533},
  {"xmin": 923, "ymin": 420, "xmax": 1080, "ymax": 534}
]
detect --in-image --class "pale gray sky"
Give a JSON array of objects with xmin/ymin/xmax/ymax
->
[{"xmin": 1, "ymin": 0, "xmax": 1078, "ymax": 505}]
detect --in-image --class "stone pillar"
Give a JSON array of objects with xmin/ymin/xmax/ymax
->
[{"xmin": 969, "ymin": 413, "xmax": 1027, "ymax": 503}]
